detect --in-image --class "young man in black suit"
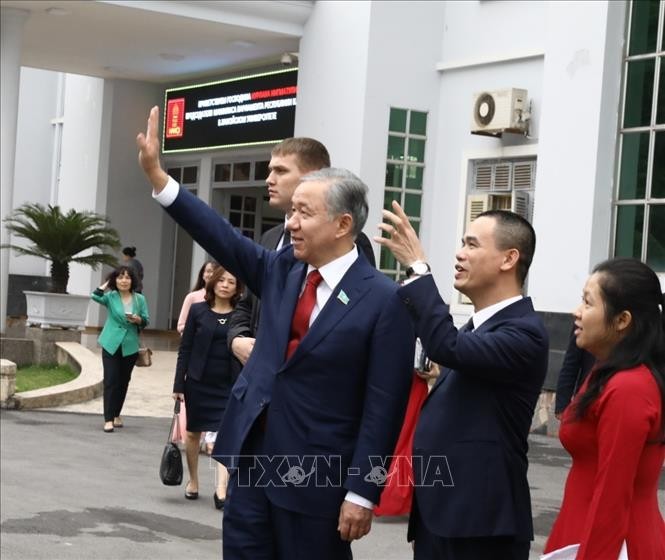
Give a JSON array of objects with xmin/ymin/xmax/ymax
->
[{"xmin": 227, "ymin": 137, "xmax": 376, "ymax": 366}]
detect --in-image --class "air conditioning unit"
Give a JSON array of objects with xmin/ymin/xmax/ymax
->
[{"xmin": 471, "ymin": 88, "xmax": 529, "ymax": 136}]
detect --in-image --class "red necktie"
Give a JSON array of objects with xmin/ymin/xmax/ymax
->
[{"xmin": 286, "ymin": 270, "xmax": 323, "ymax": 359}]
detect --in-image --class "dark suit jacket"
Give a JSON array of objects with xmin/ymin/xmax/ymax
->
[
  {"xmin": 554, "ymin": 326, "xmax": 595, "ymax": 414},
  {"xmin": 399, "ymin": 275, "xmax": 548, "ymax": 541},
  {"xmin": 173, "ymin": 301, "xmax": 240, "ymax": 393},
  {"xmin": 164, "ymin": 186, "xmax": 414, "ymax": 518},
  {"xmin": 227, "ymin": 224, "xmax": 377, "ymax": 346},
  {"xmin": 227, "ymin": 223, "xmax": 284, "ymax": 345}
]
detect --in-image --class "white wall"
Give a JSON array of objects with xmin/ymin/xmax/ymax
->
[
  {"xmin": 439, "ymin": 1, "xmax": 547, "ymax": 63},
  {"xmin": 431, "ymin": 57, "xmax": 543, "ymax": 303},
  {"xmin": 58, "ymin": 73, "xmax": 106, "ymax": 298},
  {"xmin": 100, "ymin": 78, "xmax": 164, "ymax": 327},
  {"xmin": 428, "ymin": 0, "xmax": 544, "ymax": 308},
  {"xmin": 295, "ymin": 0, "xmax": 372, "ymax": 173},
  {"xmin": 295, "ymin": 1, "xmax": 445, "ymax": 261},
  {"xmin": 529, "ymin": 0, "xmax": 625, "ymax": 312},
  {"xmin": 359, "ymin": 1, "xmax": 445, "ymax": 263},
  {"xmin": 9, "ymin": 67, "xmax": 60, "ymax": 276}
]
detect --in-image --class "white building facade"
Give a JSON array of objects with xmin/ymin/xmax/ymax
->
[{"xmin": 2, "ymin": 1, "xmax": 663, "ymax": 387}]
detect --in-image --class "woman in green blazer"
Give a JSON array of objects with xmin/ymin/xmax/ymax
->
[{"xmin": 91, "ymin": 266, "xmax": 149, "ymax": 432}]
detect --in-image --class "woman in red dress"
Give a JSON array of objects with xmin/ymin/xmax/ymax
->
[{"xmin": 544, "ymin": 258, "xmax": 665, "ymax": 560}]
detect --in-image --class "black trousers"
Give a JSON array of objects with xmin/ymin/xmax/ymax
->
[
  {"xmin": 102, "ymin": 348, "xmax": 137, "ymax": 422},
  {"xmin": 222, "ymin": 424, "xmax": 352, "ymax": 560},
  {"xmin": 411, "ymin": 497, "xmax": 530, "ymax": 560}
]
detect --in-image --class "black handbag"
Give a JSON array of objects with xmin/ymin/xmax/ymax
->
[{"xmin": 159, "ymin": 400, "xmax": 183, "ymax": 486}]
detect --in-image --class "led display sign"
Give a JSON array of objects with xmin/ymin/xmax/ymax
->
[{"xmin": 163, "ymin": 68, "xmax": 297, "ymax": 153}]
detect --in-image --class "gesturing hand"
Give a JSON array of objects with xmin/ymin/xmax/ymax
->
[
  {"xmin": 136, "ymin": 106, "xmax": 168, "ymax": 193},
  {"xmin": 373, "ymin": 200, "xmax": 428, "ymax": 267}
]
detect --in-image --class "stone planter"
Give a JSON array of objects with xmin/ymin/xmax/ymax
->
[{"xmin": 23, "ymin": 291, "xmax": 90, "ymax": 329}]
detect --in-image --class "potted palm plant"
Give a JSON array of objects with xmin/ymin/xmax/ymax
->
[{"xmin": 2, "ymin": 203, "xmax": 121, "ymax": 328}]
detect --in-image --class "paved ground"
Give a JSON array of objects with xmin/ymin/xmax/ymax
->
[
  {"xmin": 1, "ymin": 408, "xmax": 569, "ymax": 560},
  {"xmin": 1, "ymin": 337, "xmax": 663, "ymax": 559}
]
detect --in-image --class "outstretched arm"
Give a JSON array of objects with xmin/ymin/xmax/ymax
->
[{"xmin": 136, "ymin": 106, "xmax": 169, "ymax": 193}]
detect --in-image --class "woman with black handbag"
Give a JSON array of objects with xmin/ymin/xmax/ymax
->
[{"xmin": 172, "ymin": 266, "xmax": 243, "ymax": 509}]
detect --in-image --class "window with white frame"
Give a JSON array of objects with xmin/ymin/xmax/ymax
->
[
  {"xmin": 211, "ymin": 157, "xmax": 281, "ymax": 240},
  {"xmin": 166, "ymin": 165, "xmax": 199, "ymax": 186},
  {"xmin": 614, "ymin": 0, "xmax": 664, "ymax": 270},
  {"xmin": 380, "ymin": 107, "xmax": 428, "ymax": 280}
]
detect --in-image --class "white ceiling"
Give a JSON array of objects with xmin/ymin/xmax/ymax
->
[{"xmin": 1, "ymin": 0, "xmax": 313, "ymax": 83}]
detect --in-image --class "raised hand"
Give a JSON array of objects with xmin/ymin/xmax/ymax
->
[
  {"xmin": 136, "ymin": 106, "xmax": 169, "ymax": 193},
  {"xmin": 373, "ymin": 200, "xmax": 428, "ymax": 267}
]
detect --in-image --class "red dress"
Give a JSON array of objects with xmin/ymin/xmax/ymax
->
[{"xmin": 545, "ymin": 365, "xmax": 665, "ymax": 560}]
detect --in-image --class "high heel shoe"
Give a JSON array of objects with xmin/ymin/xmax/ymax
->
[
  {"xmin": 213, "ymin": 491, "xmax": 225, "ymax": 510},
  {"xmin": 185, "ymin": 482, "xmax": 199, "ymax": 500}
]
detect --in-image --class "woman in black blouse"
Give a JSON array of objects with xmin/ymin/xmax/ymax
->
[{"xmin": 173, "ymin": 266, "xmax": 243, "ymax": 509}]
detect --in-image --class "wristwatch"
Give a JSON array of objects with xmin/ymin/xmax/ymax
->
[{"xmin": 405, "ymin": 260, "xmax": 431, "ymax": 278}]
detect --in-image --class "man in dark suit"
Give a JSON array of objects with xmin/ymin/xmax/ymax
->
[
  {"xmin": 137, "ymin": 106, "xmax": 414, "ymax": 559},
  {"xmin": 228, "ymin": 137, "xmax": 376, "ymax": 366},
  {"xmin": 375, "ymin": 201, "xmax": 549, "ymax": 560}
]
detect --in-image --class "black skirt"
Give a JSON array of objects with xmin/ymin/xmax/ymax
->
[
  {"xmin": 184, "ymin": 375, "xmax": 229, "ymax": 432},
  {"xmin": 183, "ymin": 309, "xmax": 233, "ymax": 432}
]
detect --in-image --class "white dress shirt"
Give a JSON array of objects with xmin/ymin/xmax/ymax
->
[{"xmin": 470, "ymin": 295, "xmax": 523, "ymax": 329}]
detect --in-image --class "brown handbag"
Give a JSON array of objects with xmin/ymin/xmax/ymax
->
[{"xmin": 136, "ymin": 347, "xmax": 153, "ymax": 367}]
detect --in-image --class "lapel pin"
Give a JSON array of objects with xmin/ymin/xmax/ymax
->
[{"xmin": 337, "ymin": 290, "xmax": 349, "ymax": 305}]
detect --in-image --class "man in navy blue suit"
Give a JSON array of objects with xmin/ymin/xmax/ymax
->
[
  {"xmin": 376, "ymin": 201, "xmax": 549, "ymax": 560},
  {"xmin": 137, "ymin": 106, "xmax": 414, "ymax": 559}
]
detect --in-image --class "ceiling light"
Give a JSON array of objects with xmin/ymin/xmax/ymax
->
[{"xmin": 281, "ymin": 52, "xmax": 298, "ymax": 66}]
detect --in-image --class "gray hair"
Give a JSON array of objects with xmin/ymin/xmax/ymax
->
[{"xmin": 299, "ymin": 168, "xmax": 369, "ymax": 238}]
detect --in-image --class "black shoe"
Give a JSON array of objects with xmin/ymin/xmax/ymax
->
[
  {"xmin": 214, "ymin": 492, "xmax": 225, "ymax": 510},
  {"xmin": 185, "ymin": 483, "xmax": 198, "ymax": 500}
]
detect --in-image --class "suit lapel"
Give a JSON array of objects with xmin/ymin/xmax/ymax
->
[
  {"xmin": 201, "ymin": 305, "xmax": 218, "ymax": 350},
  {"xmin": 282, "ymin": 258, "xmax": 372, "ymax": 368},
  {"xmin": 109, "ymin": 291, "xmax": 126, "ymax": 321}
]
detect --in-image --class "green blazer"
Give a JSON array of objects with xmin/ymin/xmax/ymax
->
[{"xmin": 91, "ymin": 289, "xmax": 149, "ymax": 356}]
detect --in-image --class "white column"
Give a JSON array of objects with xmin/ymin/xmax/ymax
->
[
  {"xmin": 190, "ymin": 155, "xmax": 213, "ymax": 289},
  {"xmin": 1, "ymin": 7, "xmax": 29, "ymax": 334},
  {"xmin": 528, "ymin": 0, "xmax": 623, "ymax": 313}
]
